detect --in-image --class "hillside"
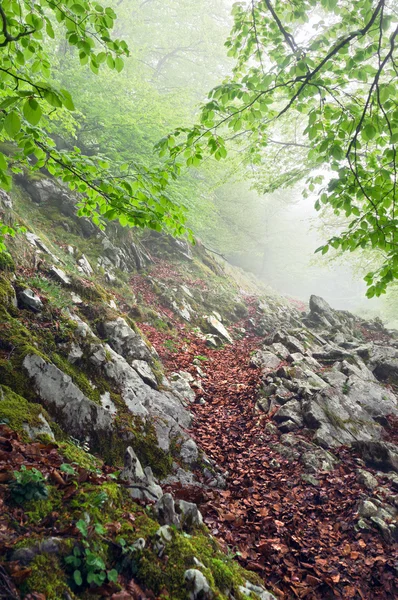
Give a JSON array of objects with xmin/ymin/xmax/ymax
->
[{"xmin": 0, "ymin": 175, "xmax": 397, "ymax": 600}]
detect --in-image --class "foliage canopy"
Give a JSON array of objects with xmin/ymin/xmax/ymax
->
[
  {"xmin": 162, "ymin": 0, "xmax": 398, "ymax": 297},
  {"xmin": 0, "ymin": 0, "xmax": 190, "ymax": 251}
]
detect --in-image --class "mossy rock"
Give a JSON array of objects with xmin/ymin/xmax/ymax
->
[
  {"xmin": 0, "ymin": 251, "xmax": 15, "ymax": 272},
  {"xmin": 0, "ymin": 385, "xmax": 52, "ymax": 441},
  {"xmin": 136, "ymin": 529, "xmax": 247, "ymax": 600},
  {"xmin": 22, "ymin": 554, "xmax": 74, "ymax": 600}
]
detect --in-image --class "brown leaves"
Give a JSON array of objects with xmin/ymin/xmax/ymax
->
[{"xmin": 159, "ymin": 326, "xmax": 398, "ymax": 600}]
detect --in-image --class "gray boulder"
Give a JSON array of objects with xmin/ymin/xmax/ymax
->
[
  {"xmin": 369, "ymin": 345, "xmax": 398, "ymax": 384},
  {"xmin": 170, "ymin": 371, "xmax": 196, "ymax": 403},
  {"xmin": 23, "ymin": 354, "xmax": 113, "ymax": 443},
  {"xmin": 239, "ymin": 581, "xmax": 276, "ymax": 599},
  {"xmin": 18, "ymin": 288, "xmax": 43, "ymax": 311},
  {"xmin": 132, "ymin": 359, "xmax": 158, "ymax": 389},
  {"xmin": 180, "ymin": 439, "xmax": 199, "ymax": 465},
  {"xmin": 302, "ymin": 386, "xmax": 384, "ymax": 448},
  {"xmin": 251, "ymin": 350, "xmax": 281, "ymax": 372},
  {"xmin": 121, "ymin": 446, "xmax": 163, "ymax": 502},
  {"xmin": 206, "ymin": 315, "xmax": 233, "ymax": 344},
  {"xmin": 23, "ymin": 413, "xmax": 55, "ymax": 442},
  {"xmin": 178, "ymin": 500, "xmax": 203, "ymax": 531},
  {"xmin": 184, "ymin": 569, "xmax": 213, "ymax": 600},
  {"xmin": 352, "ymin": 440, "xmax": 398, "ymax": 472},
  {"xmin": 50, "ymin": 266, "xmax": 71, "ymax": 286},
  {"xmin": 155, "ymin": 493, "xmax": 180, "ymax": 526},
  {"xmin": 102, "ymin": 317, "xmax": 153, "ymax": 363}
]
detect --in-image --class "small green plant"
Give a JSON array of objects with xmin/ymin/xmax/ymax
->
[
  {"xmin": 60, "ymin": 463, "xmax": 77, "ymax": 477},
  {"xmin": 65, "ymin": 513, "xmax": 118, "ymax": 588},
  {"xmin": 164, "ymin": 338, "xmax": 179, "ymax": 353},
  {"xmin": 194, "ymin": 355, "xmax": 208, "ymax": 362},
  {"xmin": 9, "ymin": 465, "xmax": 49, "ymax": 505},
  {"xmin": 342, "ymin": 381, "xmax": 350, "ymax": 395}
]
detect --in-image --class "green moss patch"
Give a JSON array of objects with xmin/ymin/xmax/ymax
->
[{"xmin": 0, "ymin": 385, "xmax": 51, "ymax": 440}]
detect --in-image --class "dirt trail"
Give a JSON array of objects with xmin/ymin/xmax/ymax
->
[
  {"xmin": 186, "ymin": 341, "xmax": 398, "ymax": 599},
  {"xmin": 145, "ymin": 324, "xmax": 397, "ymax": 600}
]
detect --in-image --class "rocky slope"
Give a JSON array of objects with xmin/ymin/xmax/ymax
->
[{"xmin": 0, "ymin": 174, "xmax": 397, "ymax": 599}]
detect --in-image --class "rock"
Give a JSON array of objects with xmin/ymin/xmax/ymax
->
[
  {"xmin": 345, "ymin": 375, "xmax": 397, "ymax": 421},
  {"xmin": 121, "ymin": 447, "xmax": 163, "ymax": 502},
  {"xmin": 77, "ymin": 254, "xmax": 93, "ymax": 276},
  {"xmin": 153, "ymin": 525, "xmax": 173, "ymax": 557},
  {"xmin": 0, "ymin": 188, "xmax": 12, "ymax": 210},
  {"xmin": 204, "ymin": 334, "xmax": 221, "ymax": 348},
  {"xmin": 155, "ymin": 493, "xmax": 180, "ymax": 526},
  {"xmin": 170, "ymin": 371, "xmax": 196, "ymax": 403},
  {"xmin": 302, "ymin": 382, "xmax": 393, "ymax": 448},
  {"xmin": 102, "ymin": 317, "xmax": 153, "ymax": 363},
  {"xmin": 309, "ymin": 295, "xmax": 333, "ymax": 316},
  {"xmin": 239, "ymin": 581, "xmax": 276, "ymax": 599},
  {"xmin": 269, "ymin": 342, "xmax": 290, "ymax": 359},
  {"xmin": 264, "ymin": 422, "xmax": 279, "ymax": 435},
  {"xmin": 18, "ymin": 288, "xmax": 43, "ymax": 311},
  {"xmin": 25, "ymin": 232, "xmax": 60, "ymax": 263},
  {"xmin": 273, "ymin": 332, "xmax": 305, "ymax": 354},
  {"xmin": 301, "ymin": 473, "xmax": 319, "ymax": 486},
  {"xmin": 100, "ymin": 392, "xmax": 117, "ymax": 416},
  {"xmin": 369, "ymin": 345, "xmax": 398, "ymax": 384},
  {"xmin": 358, "ymin": 499, "xmax": 378, "ymax": 518},
  {"xmin": 171, "ymin": 298, "xmax": 192, "ymax": 321},
  {"xmin": 352, "ymin": 441, "xmax": 398, "ymax": 472},
  {"xmin": 67, "ymin": 342, "xmax": 83, "ymax": 364},
  {"xmin": 132, "ymin": 359, "xmax": 158, "ymax": 389},
  {"xmin": 11, "ymin": 537, "xmax": 61, "ymax": 566},
  {"xmin": 180, "ymin": 439, "xmax": 199, "ymax": 465},
  {"xmin": 50, "ymin": 266, "xmax": 71, "ymax": 286},
  {"xmin": 99, "ymin": 344, "xmax": 192, "ymax": 450},
  {"xmin": 23, "ymin": 413, "xmax": 55, "ymax": 442},
  {"xmin": 181, "ymin": 285, "xmax": 194, "ymax": 299},
  {"xmin": 273, "ymin": 400, "xmax": 303, "ymax": 428},
  {"xmin": 71, "ymin": 292, "xmax": 83, "ymax": 304},
  {"xmin": 178, "ymin": 500, "xmax": 203, "ymax": 531},
  {"xmin": 206, "ymin": 315, "xmax": 233, "ymax": 344},
  {"xmin": 184, "ymin": 569, "xmax": 213, "ymax": 600},
  {"xmin": 23, "ymin": 354, "xmax": 113, "ymax": 443},
  {"xmin": 251, "ymin": 350, "xmax": 281, "ymax": 372}
]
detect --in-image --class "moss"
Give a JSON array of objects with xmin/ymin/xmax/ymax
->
[
  {"xmin": 25, "ymin": 485, "xmax": 62, "ymax": 524},
  {"xmin": 0, "ymin": 251, "xmax": 15, "ymax": 272},
  {"xmin": 0, "ymin": 385, "xmax": 52, "ymax": 440},
  {"xmin": 23, "ymin": 554, "xmax": 73, "ymax": 600},
  {"xmin": 127, "ymin": 417, "xmax": 173, "ymax": 478},
  {"xmin": 0, "ymin": 273, "xmax": 16, "ymax": 305},
  {"xmin": 210, "ymin": 558, "xmax": 235, "ymax": 590},
  {"xmin": 136, "ymin": 529, "xmax": 246, "ymax": 600},
  {"xmin": 50, "ymin": 352, "xmax": 102, "ymax": 405},
  {"xmin": 58, "ymin": 440, "xmax": 102, "ymax": 472},
  {"xmin": 151, "ymin": 357, "xmax": 165, "ymax": 386}
]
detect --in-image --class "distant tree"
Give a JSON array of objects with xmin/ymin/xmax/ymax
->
[
  {"xmin": 163, "ymin": 0, "xmax": 398, "ymax": 297},
  {"xmin": 0, "ymin": 0, "xmax": 189, "ymax": 251}
]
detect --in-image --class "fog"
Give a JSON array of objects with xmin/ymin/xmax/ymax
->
[{"xmin": 225, "ymin": 185, "xmax": 382, "ymax": 315}]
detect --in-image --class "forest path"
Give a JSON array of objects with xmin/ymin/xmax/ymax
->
[
  {"xmin": 142, "ymin": 308, "xmax": 395, "ymax": 600},
  {"xmin": 182, "ymin": 337, "xmax": 395, "ymax": 600}
]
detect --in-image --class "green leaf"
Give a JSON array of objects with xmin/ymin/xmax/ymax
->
[
  {"xmin": 60, "ymin": 89, "xmax": 75, "ymax": 111},
  {"xmin": 23, "ymin": 99, "xmax": 42, "ymax": 126},
  {"xmin": 0, "ymin": 153, "xmax": 7, "ymax": 171},
  {"xmin": 73, "ymin": 570, "xmax": 83, "ymax": 586},
  {"xmin": 115, "ymin": 57, "xmax": 124, "ymax": 72},
  {"xmin": 4, "ymin": 111, "xmax": 21, "ymax": 137},
  {"xmin": 70, "ymin": 3, "xmax": 85, "ymax": 15},
  {"xmin": 43, "ymin": 90, "xmax": 63, "ymax": 108},
  {"xmin": 362, "ymin": 124, "xmax": 376, "ymax": 141},
  {"xmin": 107, "ymin": 569, "xmax": 118, "ymax": 583}
]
